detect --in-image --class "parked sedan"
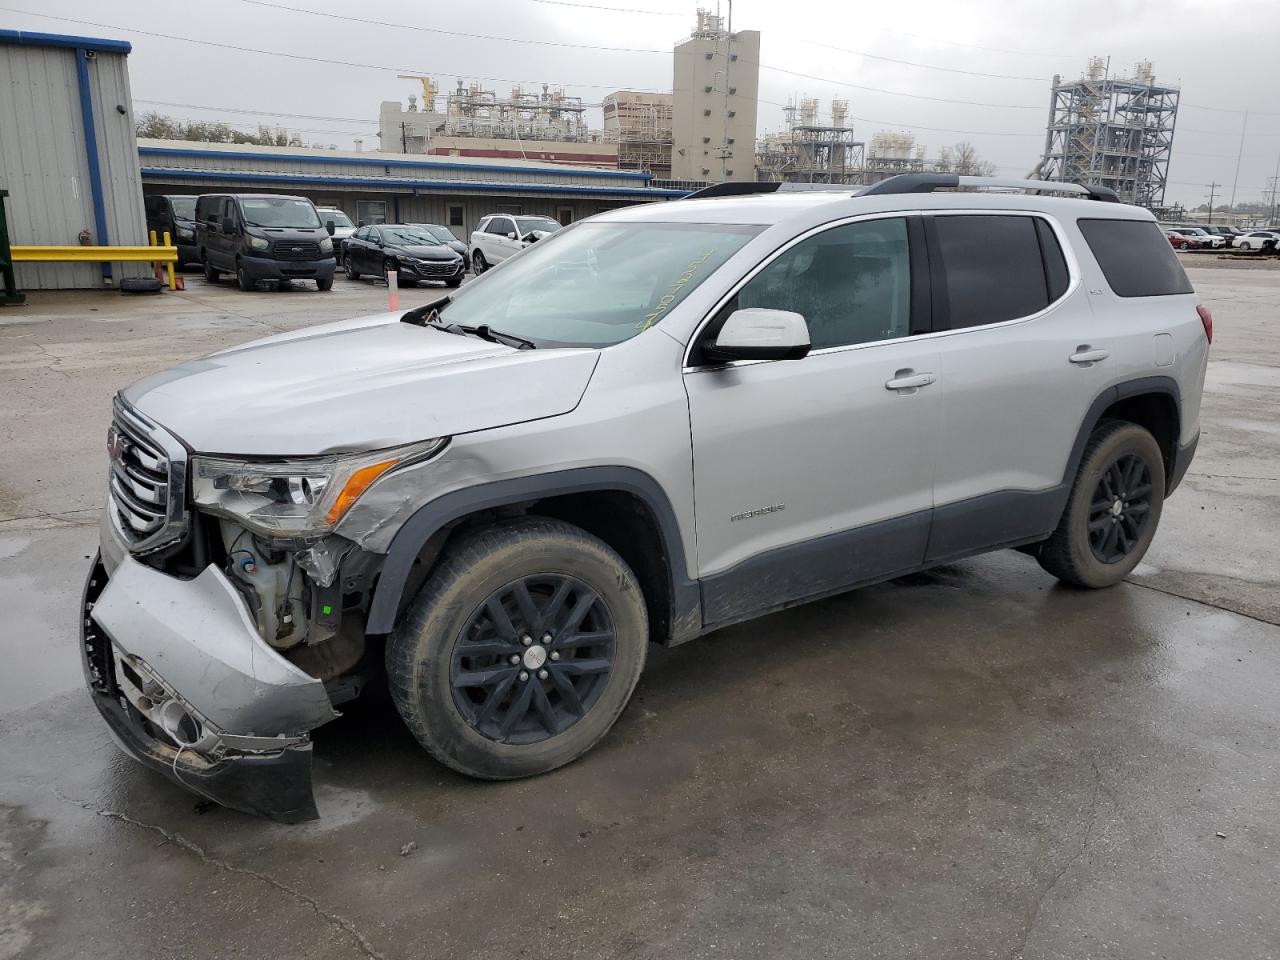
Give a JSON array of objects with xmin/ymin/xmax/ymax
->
[
  {"xmin": 1176, "ymin": 227, "xmax": 1226, "ymax": 249},
  {"xmin": 343, "ymin": 224, "xmax": 465, "ymax": 287},
  {"xmin": 1163, "ymin": 229, "xmax": 1202, "ymax": 250},
  {"xmin": 1203, "ymin": 225, "xmax": 1243, "ymax": 247},
  {"xmin": 1235, "ymin": 231, "xmax": 1280, "ymax": 253},
  {"xmin": 406, "ymin": 223, "xmax": 469, "ymax": 265}
]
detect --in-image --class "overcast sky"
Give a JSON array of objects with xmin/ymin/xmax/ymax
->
[{"xmin": 6, "ymin": 0, "xmax": 1279, "ymax": 207}]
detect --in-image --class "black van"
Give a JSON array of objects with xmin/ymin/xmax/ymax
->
[
  {"xmin": 194, "ymin": 194, "xmax": 337, "ymax": 291},
  {"xmin": 144, "ymin": 195, "xmax": 199, "ymax": 266}
]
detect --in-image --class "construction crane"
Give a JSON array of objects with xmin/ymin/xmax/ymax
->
[{"xmin": 397, "ymin": 74, "xmax": 439, "ymax": 112}]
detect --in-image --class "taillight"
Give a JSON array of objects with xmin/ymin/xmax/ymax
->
[{"xmin": 1196, "ymin": 304, "xmax": 1214, "ymax": 345}]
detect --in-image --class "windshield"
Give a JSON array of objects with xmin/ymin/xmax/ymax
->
[
  {"xmin": 318, "ymin": 209, "xmax": 354, "ymax": 228},
  {"xmin": 241, "ymin": 197, "xmax": 321, "ymax": 229},
  {"xmin": 382, "ymin": 227, "xmax": 445, "ymax": 246},
  {"xmin": 439, "ymin": 221, "xmax": 761, "ymax": 347},
  {"xmin": 169, "ymin": 196, "xmax": 197, "ymax": 220},
  {"xmin": 516, "ymin": 217, "xmax": 561, "ymax": 237},
  {"xmin": 415, "ymin": 225, "xmax": 458, "ymax": 243}
]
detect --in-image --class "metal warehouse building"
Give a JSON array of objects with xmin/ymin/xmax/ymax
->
[
  {"xmin": 138, "ymin": 141, "xmax": 690, "ymax": 239},
  {"xmin": 0, "ymin": 30, "xmax": 149, "ymax": 289}
]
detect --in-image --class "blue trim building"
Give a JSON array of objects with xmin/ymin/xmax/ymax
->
[
  {"xmin": 0, "ymin": 30, "xmax": 149, "ymax": 289},
  {"xmin": 138, "ymin": 140, "xmax": 688, "ymax": 238}
]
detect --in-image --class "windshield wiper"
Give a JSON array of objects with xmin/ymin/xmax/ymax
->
[{"xmin": 442, "ymin": 323, "xmax": 536, "ymax": 350}]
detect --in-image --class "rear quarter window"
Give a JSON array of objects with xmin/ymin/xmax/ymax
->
[{"xmin": 1077, "ymin": 219, "xmax": 1193, "ymax": 297}]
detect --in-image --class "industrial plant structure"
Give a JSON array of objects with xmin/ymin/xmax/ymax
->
[
  {"xmin": 755, "ymin": 99, "xmax": 928, "ymax": 186},
  {"xmin": 603, "ymin": 90, "xmax": 673, "ymax": 178},
  {"xmin": 1038, "ymin": 58, "xmax": 1179, "ymax": 208},
  {"xmin": 671, "ymin": 8, "xmax": 760, "ymax": 182}
]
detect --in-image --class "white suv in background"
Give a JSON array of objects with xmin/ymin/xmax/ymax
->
[
  {"xmin": 82, "ymin": 175, "xmax": 1210, "ymax": 822},
  {"xmin": 469, "ymin": 213, "xmax": 562, "ymax": 273}
]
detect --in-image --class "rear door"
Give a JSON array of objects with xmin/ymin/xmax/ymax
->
[
  {"xmin": 923, "ymin": 211, "xmax": 1109, "ymax": 561},
  {"xmin": 684, "ymin": 215, "xmax": 939, "ymax": 625}
]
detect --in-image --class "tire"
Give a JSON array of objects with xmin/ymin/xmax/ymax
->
[
  {"xmin": 202, "ymin": 257, "xmax": 219, "ymax": 282},
  {"xmin": 383, "ymin": 258, "xmax": 411, "ymax": 287},
  {"xmin": 1239, "ymin": 241, "xmax": 1252, "ymax": 251},
  {"xmin": 316, "ymin": 276, "xmax": 333, "ymax": 292},
  {"xmin": 236, "ymin": 261, "xmax": 255, "ymax": 291},
  {"xmin": 387, "ymin": 516, "xmax": 648, "ymax": 780},
  {"xmin": 1037, "ymin": 421, "xmax": 1165, "ymax": 589},
  {"xmin": 344, "ymin": 255, "xmax": 360, "ymax": 280},
  {"xmin": 472, "ymin": 250, "xmax": 488, "ymax": 274},
  {"xmin": 446, "ymin": 276, "xmax": 463, "ymax": 288},
  {"xmin": 1176, "ymin": 240, "xmax": 1188, "ymax": 250}
]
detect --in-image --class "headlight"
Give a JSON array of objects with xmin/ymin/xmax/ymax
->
[
  {"xmin": 246, "ymin": 234, "xmax": 270, "ymax": 251},
  {"xmin": 176, "ymin": 225, "xmax": 195, "ymax": 240},
  {"xmin": 191, "ymin": 438, "xmax": 447, "ymax": 538},
  {"xmin": 319, "ymin": 236, "xmax": 334, "ymax": 254}
]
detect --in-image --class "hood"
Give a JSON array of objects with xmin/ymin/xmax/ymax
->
[
  {"xmin": 122, "ymin": 315, "xmax": 600, "ymax": 456},
  {"xmin": 391, "ymin": 243, "xmax": 460, "ymax": 260},
  {"xmin": 330, "ymin": 226, "xmax": 356, "ymax": 240}
]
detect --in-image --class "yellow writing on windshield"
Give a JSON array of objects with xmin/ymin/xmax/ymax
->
[{"xmin": 638, "ymin": 249, "xmax": 716, "ymax": 330}]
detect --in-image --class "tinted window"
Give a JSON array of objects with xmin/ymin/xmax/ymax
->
[
  {"xmin": 488, "ymin": 218, "xmax": 513, "ymax": 236},
  {"xmin": 735, "ymin": 217, "xmax": 912, "ymax": 350},
  {"xmin": 1035, "ymin": 218, "xmax": 1070, "ymax": 302},
  {"xmin": 932, "ymin": 215, "xmax": 1048, "ymax": 328},
  {"xmin": 1077, "ymin": 219, "xmax": 1194, "ymax": 297}
]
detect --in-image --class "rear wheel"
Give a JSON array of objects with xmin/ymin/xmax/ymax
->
[
  {"xmin": 1037, "ymin": 421, "xmax": 1165, "ymax": 588},
  {"xmin": 1239, "ymin": 241, "xmax": 1252, "ymax": 251},
  {"xmin": 387, "ymin": 517, "xmax": 648, "ymax": 780},
  {"xmin": 472, "ymin": 250, "xmax": 488, "ymax": 274}
]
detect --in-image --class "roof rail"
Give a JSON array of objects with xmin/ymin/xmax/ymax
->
[
  {"xmin": 683, "ymin": 181, "xmax": 858, "ymax": 200},
  {"xmin": 862, "ymin": 174, "xmax": 1120, "ymax": 203}
]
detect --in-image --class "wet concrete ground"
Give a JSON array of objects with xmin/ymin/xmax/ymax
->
[{"xmin": 2, "ymin": 264, "xmax": 1278, "ymax": 959}]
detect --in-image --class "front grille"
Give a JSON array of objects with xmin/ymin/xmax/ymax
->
[
  {"xmin": 272, "ymin": 240, "xmax": 322, "ymax": 261},
  {"xmin": 409, "ymin": 258, "xmax": 460, "ymax": 277},
  {"xmin": 108, "ymin": 397, "xmax": 188, "ymax": 554}
]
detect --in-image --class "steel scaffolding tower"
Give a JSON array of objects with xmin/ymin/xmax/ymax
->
[{"xmin": 1039, "ymin": 59, "xmax": 1179, "ymax": 208}]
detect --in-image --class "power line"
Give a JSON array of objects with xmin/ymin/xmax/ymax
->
[
  {"xmin": 525, "ymin": 0, "xmax": 685, "ymax": 14},
  {"xmin": 240, "ymin": 0, "xmax": 668, "ymax": 54},
  {"xmin": 0, "ymin": 6, "xmax": 663, "ymax": 91}
]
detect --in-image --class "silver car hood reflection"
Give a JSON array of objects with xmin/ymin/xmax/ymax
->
[{"xmin": 123, "ymin": 313, "xmax": 600, "ymax": 456}]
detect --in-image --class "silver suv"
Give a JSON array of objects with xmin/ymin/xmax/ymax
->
[{"xmin": 82, "ymin": 175, "xmax": 1210, "ymax": 821}]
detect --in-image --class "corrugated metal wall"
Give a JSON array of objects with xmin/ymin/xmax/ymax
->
[{"xmin": 0, "ymin": 43, "xmax": 147, "ymax": 289}]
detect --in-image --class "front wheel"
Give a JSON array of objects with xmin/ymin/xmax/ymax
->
[
  {"xmin": 1037, "ymin": 421, "xmax": 1165, "ymax": 588},
  {"xmin": 472, "ymin": 250, "xmax": 488, "ymax": 274},
  {"xmin": 316, "ymin": 276, "xmax": 333, "ymax": 292},
  {"xmin": 386, "ymin": 517, "xmax": 648, "ymax": 780},
  {"xmin": 202, "ymin": 257, "xmax": 220, "ymax": 282},
  {"xmin": 236, "ymin": 261, "xmax": 255, "ymax": 291},
  {"xmin": 446, "ymin": 275, "xmax": 463, "ymax": 288},
  {"xmin": 344, "ymin": 255, "xmax": 360, "ymax": 280}
]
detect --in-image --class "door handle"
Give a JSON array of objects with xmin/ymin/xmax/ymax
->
[
  {"xmin": 1069, "ymin": 348, "xmax": 1109, "ymax": 365},
  {"xmin": 885, "ymin": 371, "xmax": 936, "ymax": 391}
]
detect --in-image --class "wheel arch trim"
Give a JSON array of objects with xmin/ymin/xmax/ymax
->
[
  {"xmin": 1065, "ymin": 375, "xmax": 1182, "ymax": 494},
  {"xmin": 365, "ymin": 466, "xmax": 700, "ymax": 638}
]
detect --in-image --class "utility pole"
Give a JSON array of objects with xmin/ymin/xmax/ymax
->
[
  {"xmin": 1205, "ymin": 182, "xmax": 1220, "ymax": 225},
  {"xmin": 719, "ymin": 0, "xmax": 733, "ymax": 181},
  {"xmin": 1268, "ymin": 151, "xmax": 1280, "ymax": 225},
  {"xmin": 1228, "ymin": 110, "xmax": 1247, "ymax": 210}
]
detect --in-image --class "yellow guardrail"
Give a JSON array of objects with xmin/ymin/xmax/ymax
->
[
  {"xmin": 11, "ymin": 231, "xmax": 180, "ymax": 289},
  {"xmin": 9, "ymin": 245, "xmax": 178, "ymax": 262}
]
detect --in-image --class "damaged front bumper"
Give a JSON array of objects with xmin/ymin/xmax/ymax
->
[{"xmin": 81, "ymin": 547, "xmax": 338, "ymax": 823}]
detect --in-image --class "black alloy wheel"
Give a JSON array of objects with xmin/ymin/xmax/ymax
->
[
  {"xmin": 1087, "ymin": 453, "xmax": 1153, "ymax": 564},
  {"xmin": 450, "ymin": 575, "xmax": 616, "ymax": 745}
]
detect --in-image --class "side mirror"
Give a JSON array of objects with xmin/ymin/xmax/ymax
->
[
  {"xmin": 325, "ymin": 220, "xmax": 335, "ymax": 236},
  {"xmin": 220, "ymin": 216, "xmax": 235, "ymax": 234},
  {"xmin": 704, "ymin": 308, "xmax": 810, "ymax": 363},
  {"xmin": 507, "ymin": 231, "xmax": 518, "ymax": 241}
]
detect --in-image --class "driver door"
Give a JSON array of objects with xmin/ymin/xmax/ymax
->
[{"xmin": 683, "ymin": 215, "xmax": 939, "ymax": 626}]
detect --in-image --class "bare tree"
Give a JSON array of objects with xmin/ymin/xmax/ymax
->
[{"xmin": 949, "ymin": 141, "xmax": 997, "ymax": 177}]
